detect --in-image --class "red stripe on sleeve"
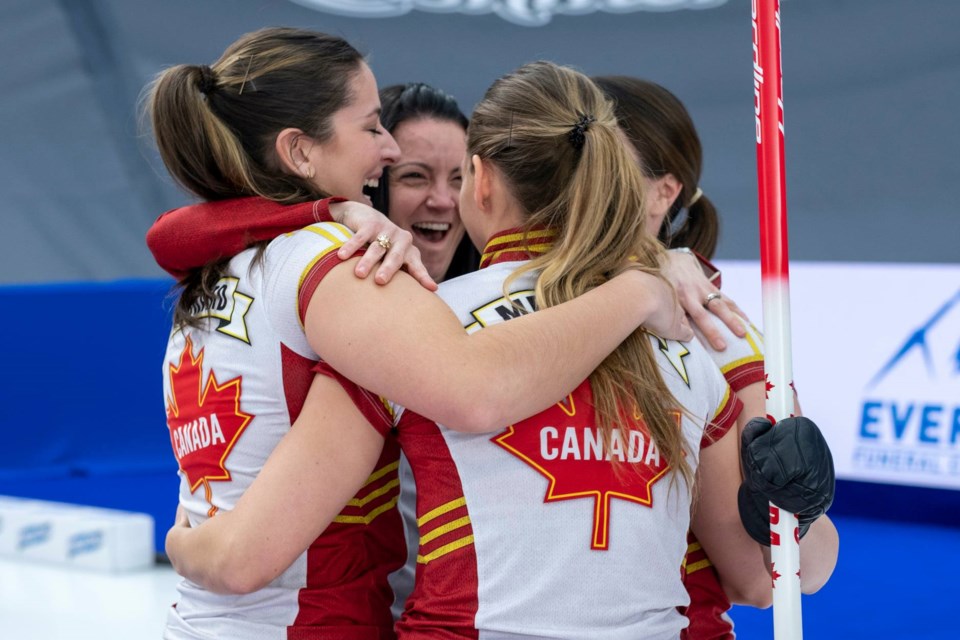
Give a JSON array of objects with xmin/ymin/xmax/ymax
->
[
  {"xmin": 723, "ymin": 360, "xmax": 765, "ymax": 393},
  {"xmin": 146, "ymin": 197, "xmax": 344, "ymax": 280},
  {"xmin": 297, "ymin": 247, "xmax": 366, "ymax": 325},
  {"xmin": 701, "ymin": 390, "xmax": 742, "ymax": 449},
  {"xmin": 311, "ymin": 360, "xmax": 393, "ymax": 438}
]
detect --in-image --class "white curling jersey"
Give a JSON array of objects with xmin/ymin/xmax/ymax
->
[
  {"xmin": 694, "ymin": 314, "xmax": 765, "ymax": 396},
  {"xmin": 392, "ymin": 229, "xmax": 741, "ymax": 640},
  {"xmin": 160, "ymin": 220, "xmax": 403, "ymax": 640}
]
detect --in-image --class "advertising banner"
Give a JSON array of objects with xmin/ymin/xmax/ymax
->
[
  {"xmin": 717, "ymin": 261, "xmax": 960, "ymax": 491},
  {"xmin": 289, "ymin": 0, "xmax": 729, "ymax": 26}
]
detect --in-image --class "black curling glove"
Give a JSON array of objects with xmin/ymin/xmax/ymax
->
[{"xmin": 738, "ymin": 416, "xmax": 835, "ymax": 546}]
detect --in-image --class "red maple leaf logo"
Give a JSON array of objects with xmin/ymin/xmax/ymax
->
[
  {"xmin": 771, "ymin": 562, "xmax": 782, "ymax": 588},
  {"xmin": 492, "ymin": 381, "xmax": 677, "ymax": 551},
  {"xmin": 166, "ymin": 336, "xmax": 253, "ymax": 503}
]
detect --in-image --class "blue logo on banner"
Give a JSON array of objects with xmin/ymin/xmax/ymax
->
[
  {"xmin": 69, "ymin": 530, "xmax": 104, "ymax": 557},
  {"xmin": 868, "ymin": 290, "xmax": 960, "ymax": 388},
  {"xmin": 854, "ymin": 289, "xmax": 960, "ymax": 476},
  {"xmin": 18, "ymin": 522, "xmax": 51, "ymax": 549}
]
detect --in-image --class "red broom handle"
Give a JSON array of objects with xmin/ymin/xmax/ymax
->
[{"xmin": 753, "ymin": 0, "xmax": 803, "ymax": 638}]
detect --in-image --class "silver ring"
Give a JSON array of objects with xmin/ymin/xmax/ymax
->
[
  {"xmin": 703, "ymin": 291, "xmax": 722, "ymax": 307},
  {"xmin": 375, "ymin": 234, "xmax": 392, "ymax": 251}
]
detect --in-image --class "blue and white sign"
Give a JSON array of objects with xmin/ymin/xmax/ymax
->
[{"xmin": 718, "ymin": 261, "xmax": 960, "ymax": 491}]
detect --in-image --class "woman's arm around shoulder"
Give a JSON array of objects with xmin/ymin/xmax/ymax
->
[
  {"xmin": 306, "ymin": 262, "xmax": 692, "ymax": 433},
  {"xmin": 662, "ymin": 248, "xmax": 749, "ymax": 351}
]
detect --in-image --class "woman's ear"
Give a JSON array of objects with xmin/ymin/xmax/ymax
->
[
  {"xmin": 652, "ymin": 173, "xmax": 684, "ymax": 215},
  {"xmin": 275, "ymin": 128, "xmax": 315, "ymax": 179},
  {"xmin": 471, "ymin": 154, "xmax": 492, "ymax": 213}
]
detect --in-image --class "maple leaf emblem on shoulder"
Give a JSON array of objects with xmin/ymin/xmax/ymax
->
[
  {"xmin": 492, "ymin": 381, "xmax": 678, "ymax": 551},
  {"xmin": 166, "ymin": 336, "xmax": 254, "ymax": 497}
]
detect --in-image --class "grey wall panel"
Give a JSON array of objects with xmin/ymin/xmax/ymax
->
[{"xmin": 1, "ymin": 0, "xmax": 956, "ymax": 283}]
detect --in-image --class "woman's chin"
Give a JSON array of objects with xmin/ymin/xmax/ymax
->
[{"xmin": 421, "ymin": 252, "xmax": 456, "ymax": 284}]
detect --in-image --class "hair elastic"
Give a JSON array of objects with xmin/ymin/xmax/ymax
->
[
  {"xmin": 568, "ymin": 112, "xmax": 595, "ymax": 151},
  {"xmin": 197, "ymin": 65, "xmax": 217, "ymax": 95},
  {"xmin": 687, "ymin": 187, "xmax": 703, "ymax": 207}
]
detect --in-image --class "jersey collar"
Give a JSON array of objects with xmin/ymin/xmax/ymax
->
[{"xmin": 479, "ymin": 226, "xmax": 556, "ymax": 269}]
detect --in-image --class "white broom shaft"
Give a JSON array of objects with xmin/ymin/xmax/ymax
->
[{"xmin": 753, "ymin": 1, "xmax": 803, "ymax": 638}]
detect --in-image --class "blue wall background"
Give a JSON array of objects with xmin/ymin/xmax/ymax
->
[
  {"xmin": 0, "ymin": 279, "xmax": 178, "ymax": 550},
  {"xmin": 2, "ymin": 280, "xmax": 958, "ymax": 552}
]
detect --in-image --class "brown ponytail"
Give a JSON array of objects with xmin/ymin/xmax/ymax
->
[
  {"xmin": 594, "ymin": 75, "xmax": 720, "ymax": 259},
  {"xmin": 142, "ymin": 27, "xmax": 365, "ymax": 326},
  {"xmin": 145, "ymin": 27, "xmax": 364, "ymax": 204},
  {"xmin": 667, "ymin": 193, "xmax": 720, "ymax": 259}
]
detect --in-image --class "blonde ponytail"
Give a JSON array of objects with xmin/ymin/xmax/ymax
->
[{"xmin": 469, "ymin": 62, "xmax": 692, "ymax": 486}]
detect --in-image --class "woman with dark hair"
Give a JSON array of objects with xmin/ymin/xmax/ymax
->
[
  {"xmin": 371, "ymin": 82, "xmax": 479, "ymax": 282},
  {"xmin": 593, "ymin": 75, "xmax": 747, "ymax": 351}
]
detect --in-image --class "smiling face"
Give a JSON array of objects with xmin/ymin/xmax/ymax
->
[
  {"xmin": 387, "ymin": 117, "xmax": 467, "ymax": 281},
  {"xmin": 306, "ymin": 63, "xmax": 400, "ymax": 204}
]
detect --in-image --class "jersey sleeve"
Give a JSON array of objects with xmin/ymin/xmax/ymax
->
[
  {"xmin": 295, "ymin": 227, "xmax": 367, "ymax": 326},
  {"xmin": 694, "ymin": 318, "xmax": 766, "ymax": 394},
  {"xmin": 261, "ymin": 221, "xmax": 384, "ymax": 433},
  {"xmin": 701, "ymin": 384, "xmax": 741, "ymax": 449},
  {"xmin": 260, "ymin": 221, "xmax": 362, "ymax": 360},
  {"xmin": 146, "ymin": 196, "xmax": 342, "ymax": 279},
  {"xmin": 693, "ymin": 250, "xmax": 722, "ymax": 289},
  {"xmin": 311, "ymin": 361, "xmax": 394, "ymax": 438}
]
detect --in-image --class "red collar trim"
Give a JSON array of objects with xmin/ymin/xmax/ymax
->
[{"xmin": 479, "ymin": 227, "xmax": 556, "ymax": 269}]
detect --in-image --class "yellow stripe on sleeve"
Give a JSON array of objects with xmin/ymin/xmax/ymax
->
[
  {"xmin": 332, "ymin": 496, "xmax": 399, "ymax": 525},
  {"xmin": 419, "ymin": 516, "xmax": 471, "ymax": 545},
  {"xmin": 345, "ymin": 478, "xmax": 400, "ymax": 508},
  {"xmin": 417, "ymin": 535, "xmax": 475, "ymax": 565},
  {"xmin": 418, "ymin": 497, "xmax": 467, "ymax": 527}
]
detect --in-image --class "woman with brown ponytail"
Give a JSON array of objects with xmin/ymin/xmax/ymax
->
[
  {"xmin": 164, "ymin": 59, "xmax": 835, "ymax": 639},
  {"xmin": 145, "ymin": 28, "xmax": 692, "ymax": 640},
  {"xmin": 594, "ymin": 75, "xmax": 839, "ymax": 638},
  {"xmin": 592, "ymin": 75, "xmax": 745, "ymax": 352}
]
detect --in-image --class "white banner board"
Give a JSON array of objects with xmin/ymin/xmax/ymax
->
[
  {"xmin": 290, "ymin": 0, "xmax": 729, "ymax": 27},
  {"xmin": 717, "ymin": 261, "xmax": 960, "ymax": 491}
]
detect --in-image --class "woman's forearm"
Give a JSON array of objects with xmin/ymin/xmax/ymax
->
[
  {"xmin": 798, "ymin": 514, "xmax": 839, "ymax": 593},
  {"xmin": 165, "ymin": 376, "xmax": 387, "ymax": 593},
  {"xmin": 166, "ymin": 511, "xmax": 249, "ymax": 594},
  {"xmin": 308, "ymin": 265, "xmax": 689, "ymax": 432}
]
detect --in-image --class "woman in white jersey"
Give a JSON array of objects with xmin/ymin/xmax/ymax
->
[
  {"xmin": 594, "ymin": 74, "xmax": 839, "ymax": 638},
  {"xmin": 165, "ymin": 61, "xmax": 835, "ymax": 638},
  {"xmin": 146, "ymin": 28, "xmax": 692, "ymax": 640}
]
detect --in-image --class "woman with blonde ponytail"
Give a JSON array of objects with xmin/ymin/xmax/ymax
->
[
  {"xmin": 385, "ymin": 61, "xmax": 830, "ymax": 638},
  {"xmin": 386, "ymin": 60, "xmax": 758, "ymax": 639},
  {"xmin": 145, "ymin": 28, "xmax": 692, "ymax": 640}
]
